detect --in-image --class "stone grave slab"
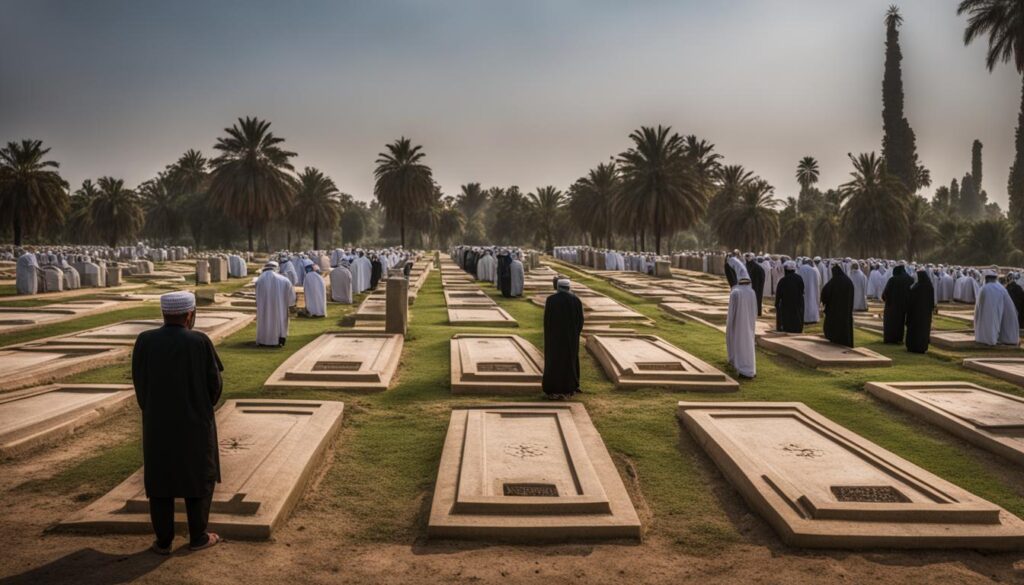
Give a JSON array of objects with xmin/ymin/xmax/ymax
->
[
  {"xmin": 428, "ymin": 402, "xmax": 641, "ymax": 541},
  {"xmin": 677, "ymin": 401, "xmax": 1024, "ymax": 549},
  {"xmin": 59, "ymin": 399, "xmax": 344, "ymax": 540},
  {"xmin": 931, "ymin": 330, "xmax": 1020, "ymax": 351},
  {"xmin": 0, "ymin": 384, "xmax": 134, "ymax": 457},
  {"xmin": 587, "ymin": 334, "xmax": 738, "ymax": 391},
  {"xmin": 450, "ymin": 334, "xmax": 544, "ymax": 394},
  {"xmin": 0, "ymin": 299, "xmax": 130, "ymax": 335},
  {"xmin": 964, "ymin": 357, "xmax": 1024, "ymax": 386},
  {"xmin": 757, "ymin": 334, "xmax": 892, "ymax": 368},
  {"xmin": 265, "ymin": 332, "xmax": 403, "ymax": 391},
  {"xmin": 58, "ymin": 311, "xmax": 253, "ymax": 346},
  {"xmin": 938, "ymin": 308, "xmax": 975, "ymax": 323},
  {"xmin": 354, "ymin": 296, "xmax": 387, "ymax": 321},
  {"xmin": 853, "ymin": 313, "xmax": 884, "ymax": 335},
  {"xmin": 444, "ymin": 289, "xmax": 496, "ymax": 307},
  {"xmin": 865, "ymin": 381, "xmax": 1024, "ymax": 466},
  {"xmin": 578, "ymin": 295, "xmax": 648, "ymax": 323},
  {"xmin": 448, "ymin": 306, "xmax": 518, "ymax": 327}
]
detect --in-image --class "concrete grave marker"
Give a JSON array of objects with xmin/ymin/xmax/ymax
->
[
  {"xmin": 447, "ymin": 306, "xmax": 518, "ymax": 327},
  {"xmin": 443, "ymin": 289, "xmax": 496, "ymax": 307},
  {"xmin": 931, "ymin": 330, "xmax": 1020, "ymax": 351},
  {"xmin": 866, "ymin": 381, "xmax": 1024, "ymax": 466},
  {"xmin": 385, "ymin": 277, "xmax": 409, "ymax": 336},
  {"xmin": 677, "ymin": 401, "xmax": 1024, "ymax": 549},
  {"xmin": 195, "ymin": 259, "xmax": 210, "ymax": 284},
  {"xmin": 450, "ymin": 334, "xmax": 544, "ymax": 394},
  {"xmin": 265, "ymin": 332, "xmax": 403, "ymax": 391},
  {"xmin": 428, "ymin": 403, "xmax": 641, "ymax": 541},
  {"xmin": 757, "ymin": 334, "xmax": 891, "ymax": 368},
  {"xmin": 0, "ymin": 299, "xmax": 130, "ymax": 335},
  {"xmin": 963, "ymin": 357, "xmax": 1024, "ymax": 386},
  {"xmin": 587, "ymin": 333, "xmax": 739, "ymax": 391},
  {"xmin": 59, "ymin": 399, "xmax": 344, "ymax": 539}
]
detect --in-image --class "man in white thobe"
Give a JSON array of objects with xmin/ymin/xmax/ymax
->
[
  {"xmin": 798, "ymin": 259, "xmax": 821, "ymax": 323},
  {"xmin": 354, "ymin": 253, "xmax": 372, "ymax": 293},
  {"xmin": 255, "ymin": 261, "xmax": 296, "ymax": 347},
  {"xmin": 477, "ymin": 250, "xmax": 496, "ymax": 282},
  {"xmin": 279, "ymin": 256, "xmax": 299, "ymax": 286},
  {"xmin": 939, "ymin": 268, "xmax": 956, "ymax": 302},
  {"xmin": 975, "ymin": 270, "xmax": 1020, "ymax": 346},
  {"xmin": 849, "ymin": 262, "xmax": 869, "ymax": 311},
  {"xmin": 16, "ymin": 251, "xmax": 40, "ymax": 295},
  {"xmin": 301, "ymin": 260, "xmax": 327, "ymax": 317},
  {"xmin": 725, "ymin": 257, "xmax": 757, "ymax": 378},
  {"xmin": 510, "ymin": 254, "xmax": 525, "ymax": 297},
  {"xmin": 330, "ymin": 261, "xmax": 353, "ymax": 304}
]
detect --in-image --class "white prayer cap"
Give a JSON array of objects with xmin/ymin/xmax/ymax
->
[
  {"xmin": 728, "ymin": 257, "xmax": 750, "ymax": 283},
  {"xmin": 813, "ymin": 256, "xmax": 821, "ymax": 262},
  {"xmin": 784, "ymin": 260, "xmax": 797, "ymax": 270},
  {"xmin": 556, "ymin": 278, "xmax": 571, "ymax": 291},
  {"xmin": 983, "ymin": 269, "xmax": 998, "ymax": 278},
  {"xmin": 263, "ymin": 261, "xmax": 278, "ymax": 270},
  {"xmin": 160, "ymin": 291, "xmax": 196, "ymax": 315}
]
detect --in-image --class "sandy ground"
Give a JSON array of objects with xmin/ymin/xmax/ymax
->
[{"xmin": 2, "ymin": 418, "xmax": 1024, "ymax": 585}]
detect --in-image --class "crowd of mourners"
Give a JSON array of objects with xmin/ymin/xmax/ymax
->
[
  {"xmin": 449, "ymin": 245, "xmax": 527, "ymax": 297},
  {"xmin": 7, "ymin": 243, "xmax": 193, "ymax": 294}
]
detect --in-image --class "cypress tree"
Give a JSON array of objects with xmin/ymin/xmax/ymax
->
[
  {"xmin": 949, "ymin": 178, "xmax": 960, "ymax": 213},
  {"xmin": 881, "ymin": 6, "xmax": 923, "ymax": 193},
  {"xmin": 960, "ymin": 173, "xmax": 976, "ymax": 218},
  {"xmin": 972, "ymin": 139, "xmax": 983, "ymax": 195}
]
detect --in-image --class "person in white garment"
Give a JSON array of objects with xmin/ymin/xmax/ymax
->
[
  {"xmin": 725, "ymin": 256, "xmax": 758, "ymax": 379},
  {"xmin": 330, "ymin": 260, "xmax": 353, "ymax": 304},
  {"xmin": 301, "ymin": 260, "xmax": 327, "ymax": 317},
  {"xmin": 353, "ymin": 252, "xmax": 372, "ymax": 293},
  {"xmin": 939, "ymin": 268, "xmax": 956, "ymax": 302},
  {"xmin": 477, "ymin": 250, "xmax": 496, "ymax": 282},
  {"xmin": 279, "ymin": 255, "xmax": 299, "ymax": 286},
  {"xmin": 798, "ymin": 258, "xmax": 821, "ymax": 323},
  {"xmin": 510, "ymin": 253, "xmax": 525, "ymax": 297},
  {"xmin": 255, "ymin": 261, "xmax": 296, "ymax": 347},
  {"xmin": 975, "ymin": 270, "xmax": 1020, "ymax": 346},
  {"xmin": 15, "ymin": 250, "xmax": 40, "ymax": 295},
  {"xmin": 849, "ymin": 262, "xmax": 869, "ymax": 311}
]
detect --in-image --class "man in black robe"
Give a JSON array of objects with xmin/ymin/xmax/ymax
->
[
  {"xmin": 745, "ymin": 253, "xmax": 766, "ymax": 316},
  {"xmin": 132, "ymin": 291, "xmax": 224, "ymax": 554},
  {"xmin": 369, "ymin": 254, "xmax": 383, "ymax": 289},
  {"xmin": 497, "ymin": 250, "xmax": 513, "ymax": 297},
  {"xmin": 774, "ymin": 260, "xmax": 804, "ymax": 333},
  {"xmin": 820, "ymin": 263, "xmax": 855, "ymax": 347},
  {"xmin": 906, "ymin": 269, "xmax": 935, "ymax": 353},
  {"xmin": 1007, "ymin": 273, "xmax": 1024, "ymax": 329},
  {"xmin": 881, "ymin": 264, "xmax": 914, "ymax": 344},
  {"xmin": 724, "ymin": 254, "xmax": 737, "ymax": 287},
  {"xmin": 543, "ymin": 278, "xmax": 584, "ymax": 399}
]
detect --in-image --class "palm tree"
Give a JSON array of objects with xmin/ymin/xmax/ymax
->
[
  {"xmin": 617, "ymin": 126, "xmax": 707, "ymax": 254},
  {"xmin": 708, "ymin": 165, "xmax": 755, "ymax": 237},
  {"xmin": 139, "ymin": 173, "xmax": 182, "ymax": 244},
  {"xmin": 455, "ymin": 182, "xmax": 489, "ymax": 244},
  {"xmin": 374, "ymin": 137, "xmax": 434, "ymax": 248},
  {"xmin": 840, "ymin": 152, "xmax": 910, "ymax": 257},
  {"xmin": 779, "ymin": 197, "xmax": 812, "ymax": 256},
  {"xmin": 289, "ymin": 167, "xmax": 343, "ymax": 250},
  {"xmin": 0, "ymin": 139, "xmax": 69, "ymax": 246},
  {"xmin": 905, "ymin": 194, "xmax": 940, "ymax": 260},
  {"xmin": 714, "ymin": 179, "xmax": 780, "ymax": 252},
  {"xmin": 796, "ymin": 156, "xmax": 820, "ymax": 195},
  {"xmin": 65, "ymin": 179, "xmax": 98, "ymax": 243},
  {"xmin": 89, "ymin": 177, "xmax": 144, "ymax": 247},
  {"xmin": 963, "ymin": 218, "xmax": 1018, "ymax": 265},
  {"xmin": 208, "ymin": 117, "xmax": 297, "ymax": 252},
  {"xmin": 528, "ymin": 186, "xmax": 564, "ymax": 252},
  {"xmin": 571, "ymin": 162, "xmax": 619, "ymax": 247},
  {"xmin": 436, "ymin": 203, "xmax": 466, "ymax": 249}
]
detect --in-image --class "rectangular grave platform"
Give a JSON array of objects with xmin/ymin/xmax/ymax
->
[
  {"xmin": 586, "ymin": 334, "xmax": 738, "ymax": 392},
  {"xmin": 964, "ymin": 357, "xmax": 1024, "ymax": 386},
  {"xmin": 677, "ymin": 401, "xmax": 1024, "ymax": 549},
  {"xmin": 931, "ymin": 330, "xmax": 1021, "ymax": 351},
  {"xmin": 59, "ymin": 399, "xmax": 344, "ymax": 540},
  {"xmin": 354, "ymin": 296, "xmax": 387, "ymax": 321},
  {"xmin": 450, "ymin": 334, "xmax": 544, "ymax": 394},
  {"xmin": 578, "ymin": 295, "xmax": 648, "ymax": 323},
  {"xmin": 0, "ymin": 384, "xmax": 134, "ymax": 457},
  {"xmin": 54, "ymin": 310, "xmax": 253, "ymax": 346},
  {"xmin": 756, "ymin": 334, "xmax": 891, "ymax": 368},
  {"xmin": 444, "ymin": 290, "xmax": 497, "ymax": 308},
  {"xmin": 0, "ymin": 300, "xmax": 133, "ymax": 335},
  {"xmin": 428, "ymin": 403, "xmax": 641, "ymax": 541},
  {"xmin": 865, "ymin": 381, "xmax": 1024, "ymax": 467},
  {"xmin": 265, "ymin": 332, "xmax": 403, "ymax": 391},
  {"xmin": 448, "ymin": 306, "xmax": 518, "ymax": 327}
]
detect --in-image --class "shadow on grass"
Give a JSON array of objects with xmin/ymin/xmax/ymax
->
[{"xmin": 0, "ymin": 547, "xmax": 167, "ymax": 585}]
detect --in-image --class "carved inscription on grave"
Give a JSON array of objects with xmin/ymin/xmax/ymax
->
[
  {"xmin": 479, "ymin": 362, "xmax": 524, "ymax": 373},
  {"xmin": 312, "ymin": 361, "xmax": 362, "ymax": 372},
  {"xmin": 831, "ymin": 485, "xmax": 910, "ymax": 503},
  {"xmin": 503, "ymin": 483, "xmax": 559, "ymax": 497},
  {"xmin": 636, "ymin": 362, "xmax": 685, "ymax": 371}
]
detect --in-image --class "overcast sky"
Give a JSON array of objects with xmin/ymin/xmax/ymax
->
[{"xmin": 0, "ymin": 0, "xmax": 1019, "ymax": 206}]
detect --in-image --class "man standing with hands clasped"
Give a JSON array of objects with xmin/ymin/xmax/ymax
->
[{"xmin": 132, "ymin": 291, "xmax": 224, "ymax": 555}]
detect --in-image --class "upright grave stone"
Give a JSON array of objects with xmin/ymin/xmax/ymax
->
[
  {"xmin": 655, "ymin": 260, "xmax": 672, "ymax": 278},
  {"xmin": 195, "ymin": 259, "xmax": 211, "ymax": 285},
  {"xmin": 209, "ymin": 256, "xmax": 228, "ymax": 282},
  {"xmin": 385, "ymin": 277, "xmax": 409, "ymax": 336}
]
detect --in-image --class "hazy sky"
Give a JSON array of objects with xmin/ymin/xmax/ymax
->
[{"xmin": 1, "ymin": 0, "xmax": 1019, "ymax": 206}]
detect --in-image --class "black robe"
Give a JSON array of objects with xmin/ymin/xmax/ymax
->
[
  {"xmin": 497, "ymin": 254, "xmax": 513, "ymax": 297},
  {"xmin": 725, "ymin": 258, "xmax": 737, "ymax": 287},
  {"xmin": 905, "ymin": 269, "xmax": 935, "ymax": 353},
  {"xmin": 746, "ymin": 260, "xmax": 766, "ymax": 316},
  {"xmin": 774, "ymin": 269, "xmax": 804, "ymax": 333},
  {"xmin": 465, "ymin": 250, "xmax": 478, "ymax": 276},
  {"xmin": 369, "ymin": 258, "xmax": 382, "ymax": 289},
  {"xmin": 820, "ymin": 265, "xmax": 855, "ymax": 347},
  {"xmin": 881, "ymin": 266, "xmax": 913, "ymax": 344},
  {"xmin": 1008, "ymin": 281, "xmax": 1024, "ymax": 329},
  {"xmin": 132, "ymin": 324, "xmax": 224, "ymax": 498},
  {"xmin": 542, "ymin": 290, "xmax": 585, "ymax": 395}
]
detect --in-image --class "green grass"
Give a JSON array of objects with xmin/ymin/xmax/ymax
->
[{"xmin": 11, "ymin": 259, "xmax": 1024, "ymax": 553}]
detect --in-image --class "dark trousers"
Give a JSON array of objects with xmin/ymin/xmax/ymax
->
[{"xmin": 149, "ymin": 493, "xmax": 213, "ymax": 548}]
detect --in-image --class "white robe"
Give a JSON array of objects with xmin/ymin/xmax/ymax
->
[
  {"xmin": 354, "ymin": 256, "xmax": 372, "ymax": 292},
  {"xmin": 477, "ymin": 254, "xmax": 496, "ymax": 282},
  {"xmin": 16, "ymin": 254, "xmax": 40, "ymax": 295},
  {"xmin": 330, "ymin": 265, "xmax": 353, "ymax": 303},
  {"xmin": 850, "ymin": 269, "xmax": 868, "ymax": 311},
  {"xmin": 510, "ymin": 259, "xmax": 525, "ymax": 297},
  {"xmin": 726, "ymin": 283, "xmax": 758, "ymax": 378},
  {"xmin": 798, "ymin": 264, "xmax": 821, "ymax": 323},
  {"xmin": 255, "ymin": 269, "xmax": 296, "ymax": 345},
  {"xmin": 280, "ymin": 261, "xmax": 299, "ymax": 286},
  {"xmin": 975, "ymin": 282, "xmax": 1014, "ymax": 345},
  {"xmin": 939, "ymin": 273, "xmax": 955, "ymax": 302},
  {"xmin": 303, "ymin": 272, "xmax": 327, "ymax": 316}
]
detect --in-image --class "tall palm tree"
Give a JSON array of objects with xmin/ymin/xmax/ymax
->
[
  {"xmin": 963, "ymin": 218, "xmax": 1017, "ymax": 265},
  {"xmin": 715, "ymin": 179, "xmax": 780, "ymax": 252},
  {"xmin": 289, "ymin": 167, "xmax": 343, "ymax": 250},
  {"xmin": 528, "ymin": 186, "xmax": 564, "ymax": 252},
  {"xmin": 840, "ymin": 152, "xmax": 910, "ymax": 257},
  {"xmin": 455, "ymin": 183, "xmax": 489, "ymax": 244},
  {"xmin": 89, "ymin": 177, "xmax": 144, "ymax": 247},
  {"xmin": 779, "ymin": 197, "xmax": 812, "ymax": 256},
  {"xmin": 617, "ymin": 126, "xmax": 706, "ymax": 254},
  {"xmin": 139, "ymin": 173, "xmax": 182, "ymax": 244},
  {"xmin": 65, "ymin": 179, "xmax": 98, "ymax": 243},
  {"xmin": 436, "ymin": 203, "xmax": 466, "ymax": 249},
  {"xmin": 796, "ymin": 156, "xmax": 820, "ymax": 195},
  {"xmin": 374, "ymin": 137, "xmax": 434, "ymax": 248},
  {"xmin": 208, "ymin": 117, "xmax": 297, "ymax": 252},
  {"xmin": 905, "ymin": 194, "xmax": 940, "ymax": 260},
  {"xmin": 0, "ymin": 139, "xmax": 69, "ymax": 246},
  {"xmin": 571, "ymin": 162, "xmax": 619, "ymax": 247},
  {"xmin": 708, "ymin": 165, "xmax": 754, "ymax": 235}
]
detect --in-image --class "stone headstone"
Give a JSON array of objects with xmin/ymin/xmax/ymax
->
[
  {"xmin": 195, "ymin": 287, "xmax": 217, "ymax": 304},
  {"xmin": 42, "ymin": 266, "xmax": 64, "ymax": 292},
  {"xmin": 209, "ymin": 257, "xmax": 228, "ymax": 282},
  {"xmin": 595, "ymin": 253, "xmax": 607, "ymax": 270},
  {"xmin": 655, "ymin": 260, "xmax": 672, "ymax": 278},
  {"xmin": 106, "ymin": 265, "xmax": 123, "ymax": 287},
  {"xmin": 195, "ymin": 259, "xmax": 210, "ymax": 284},
  {"xmin": 385, "ymin": 277, "xmax": 409, "ymax": 336},
  {"xmin": 74, "ymin": 262, "xmax": 101, "ymax": 288}
]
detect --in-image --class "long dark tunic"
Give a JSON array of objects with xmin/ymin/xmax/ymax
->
[
  {"xmin": 542, "ymin": 290, "xmax": 584, "ymax": 395},
  {"xmin": 132, "ymin": 324, "xmax": 224, "ymax": 498},
  {"xmin": 820, "ymin": 265, "xmax": 855, "ymax": 347},
  {"xmin": 725, "ymin": 258, "xmax": 737, "ymax": 287},
  {"xmin": 370, "ymin": 259, "xmax": 382, "ymax": 289},
  {"xmin": 881, "ymin": 266, "xmax": 914, "ymax": 344},
  {"xmin": 465, "ymin": 250, "xmax": 478, "ymax": 277},
  {"xmin": 906, "ymin": 270, "xmax": 935, "ymax": 353},
  {"xmin": 497, "ymin": 254, "xmax": 512, "ymax": 297},
  {"xmin": 746, "ymin": 260, "xmax": 766, "ymax": 316},
  {"xmin": 1008, "ymin": 282, "xmax": 1024, "ymax": 328},
  {"xmin": 774, "ymin": 270, "xmax": 804, "ymax": 333}
]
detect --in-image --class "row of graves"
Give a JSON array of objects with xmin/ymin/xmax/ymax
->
[{"xmin": 8, "ymin": 251, "xmax": 1024, "ymax": 548}]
